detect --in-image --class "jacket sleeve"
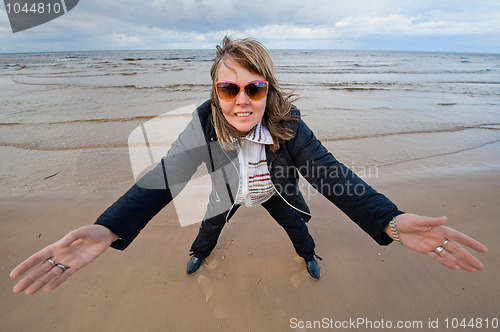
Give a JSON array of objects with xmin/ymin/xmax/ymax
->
[
  {"xmin": 94, "ymin": 109, "xmax": 208, "ymax": 250},
  {"xmin": 289, "ymin": 114, "xmax": 404, "ymax": 245}
]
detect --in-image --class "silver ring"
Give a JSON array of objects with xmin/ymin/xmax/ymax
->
[
  {"xmin": 442, "ymin": 239, "xmax": 449, "ymax": 250},
  {"xmin": 434, "ymin": 246, "xmax": 445, "ymax": 255},
  {"xmin": 56, "ymin": 263, "xmax": 67, "ymax": 271},
  {"xmin": 47, "ymin": 258, "xmax": 55, "ymax": 267}
]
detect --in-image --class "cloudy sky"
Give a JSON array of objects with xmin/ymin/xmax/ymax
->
[{"xmin": 1, "ymin": 0, "xmax": 499, "ymax": 53}]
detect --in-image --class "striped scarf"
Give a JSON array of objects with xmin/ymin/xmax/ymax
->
[{"xmin": 234, "ymin": 121, "xmax": 276, "ymax": 207}]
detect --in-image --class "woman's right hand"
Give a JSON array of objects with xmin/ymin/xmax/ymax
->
[{"xmin": 10, "ymin": 224, "xmax": 118, "ymax": 295}]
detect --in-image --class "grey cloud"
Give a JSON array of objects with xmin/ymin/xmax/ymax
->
[{"xmin": 1, "ymin": 0, "xmax": 499, "ymax": 52}]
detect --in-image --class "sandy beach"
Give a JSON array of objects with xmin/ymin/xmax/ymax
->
[{"xmin": 1, "ymin": 146, "xmax": 499, "ymax": 331}]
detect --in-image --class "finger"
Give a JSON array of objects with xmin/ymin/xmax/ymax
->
[
  {"xmin": 24, "ymin": 266, "xmax": 65, "ymax": 295},
  {"xmin": 413, "ymin": 215, "xmax": 447, "ymax": 228},
  {"xmin": 12, "ymin": 261, "xmax": 53, "ymax": 293},
  {"xmin": 46, "ymin": 267, "xmax": 78, "ymax": 291},
  {"xmin": 12, "ymin": 259, "xmax": 54, "ymax": 293},
  {"xmin": 445, "ymin": 241, "xmax": 485, "ymax": 271},
  {"xmin": 10, "ymin": 245, "xmax": 54, "ymax": 278},
  {"xmin": 11, "ymin": 227, "xmax": 91, "ymax": 278},
  {"xmin": 439, "ymin": 249, "xmax": 477, "ymax": 272},
  {"xmin": 426, "ymin": 252, "xmax": 459, "ymax": 270},
  {"xmin": 55, "ymin": 227, "xmax": 91, "ymax": 248},
  {"xmin": 444, "ymin": 227, "xmax": 488, "ymax": 253}
]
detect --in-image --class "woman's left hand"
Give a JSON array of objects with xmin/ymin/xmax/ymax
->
[{"xmin": 385, "ymin": 214, "xmax": 488, "ymax": 272}]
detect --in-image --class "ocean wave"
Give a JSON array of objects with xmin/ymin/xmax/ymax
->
[
  {"xmin": 351, "ymin": 63, "xmax": 392, "ymax": 68},
  {"xmin": 378, "ymin": 139, "xmax": 500, "ymax": 167},
  {"xmin": 318, "ymin": 81, "xmax": 415, "ymax": 92},
  {"xmin": 2, "ymin": 123, "xmax": 498, "ymax": 152},
  {"xmin": 123, "ymin": 57, "xmax": 155, "ymax": 61},
  {"xmin": 0, "ymin": 113, "xmax": 193, "ymax": 126},
  {"xmin": 438, "ymin": 81, "xmax": 500, "ymax": 84},
  {"xmin": 97, "ymin": 83, "xmax": 210, "ymax": 90},
  {"xmin": 0, "ymin": 141, "xmax": 128, "ymax": 151},
  {"xmin": 320, "ymin": 123, "xmax": 500, "ymax": 142},
  {"xmin": 1, "ymin": 64, "xmax": 27, "ymax": 70},
  {"xmin": 277, "ymin": 69, "xmax": 497, "ymax": 75},
  {"xmin": 121, "ymin": 56, "xmax": 212, "ymax": 62},
  {"xmin": 160, "ymin": 67, "xmax": 183, "ymax": 72},
  {"xmin": 10, "ymin": 78, "xmax": 210, "ymax": 91}
]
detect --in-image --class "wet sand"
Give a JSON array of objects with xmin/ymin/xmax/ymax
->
[{"xmin": 1, "ymin": 153, "xmax": 499, "ymax": 331}]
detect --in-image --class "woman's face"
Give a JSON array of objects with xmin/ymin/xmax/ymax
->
[{"xmin": 216, "ymin": 59, "xmax": 267, "ymax": 136}]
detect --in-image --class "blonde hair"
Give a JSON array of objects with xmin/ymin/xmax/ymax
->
[{"xmin": 210, "ymin": 36, "xmax": 298, "ymax": 152}]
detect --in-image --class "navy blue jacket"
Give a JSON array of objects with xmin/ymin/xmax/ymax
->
[{"xmin": 95, "ymin": 100, "xmax": 403, "ymax": 249}]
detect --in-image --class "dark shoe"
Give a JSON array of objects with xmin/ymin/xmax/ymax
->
[
  {"xmin": 306, "ymin": 259, "xmax": 320, "ymax": 280},
  {"xmin": 186, "ymin": 256, "xmax": 202, "ymax": 275}
]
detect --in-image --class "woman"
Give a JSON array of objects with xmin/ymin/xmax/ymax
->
[{"xmin": 10, "ymin": 37, "xmax": 487, "ymax": 295}]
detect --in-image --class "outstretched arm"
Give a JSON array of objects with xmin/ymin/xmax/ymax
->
[
  {"xmin": 384, "ymin": 214, "xmax": 488, "ymax": 272},
  {"xmin": 10, "ymin": 225, "xmax": 118, "ymax": 295}
]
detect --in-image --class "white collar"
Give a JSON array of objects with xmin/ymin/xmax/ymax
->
[
  {"xmin": 243, "ymin": 121, "xmax": 273, "ymax": 145},
  {"xmin": 229, "ymin": 120, "xmax": 274, "ymax": 145}
]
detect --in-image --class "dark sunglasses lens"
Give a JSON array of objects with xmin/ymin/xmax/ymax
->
[
  {"xmin": 245, "ymin": 82, "xmax": 268, "ymax": 101},
  {"xmin": 217, "ymin": 82, "xmax": 240, "ymax": 100}
]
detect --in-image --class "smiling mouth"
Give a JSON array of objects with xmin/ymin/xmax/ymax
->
[{"xmin": 235, "ymin": 112, "xmax": 252, "ymax": 117}]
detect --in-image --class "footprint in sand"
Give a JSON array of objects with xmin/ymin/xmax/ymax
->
[
  {"xmin": 293, "ymin": 255, "xmax": 303, "ymax": 263},
  {"xmin": 290, "ymin": 274, "xmax": 301, "ymax": 288},
  {"xmin": 197, "ymin": 275, "xmax": 213, "ymax": 298},
  {"xmin": 197, "ymin": 274, "xmax": 226, "ymax": 319},
  {"xmin": 294, "ymin": 254, "xmax": 326, "ymax": 279},
  {"xmin": 213, "ymin": 306, "xmax": 228, "ymax": 319},
  {"xmin": 205, "ymin": 257, "xmax": 220, "ymax": 270},
  {"xmin": 197, "ymin": 275, "xmax": 210, "ymax": 286}
]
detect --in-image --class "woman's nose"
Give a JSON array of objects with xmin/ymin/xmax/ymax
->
[{"xmin": 234, "ymin": 88, "xmax": 250, "ymax": 104}]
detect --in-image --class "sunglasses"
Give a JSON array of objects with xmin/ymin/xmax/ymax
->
[{"xmin": 215, "ymin": 80, "xmax": 269, "ymax": 102}]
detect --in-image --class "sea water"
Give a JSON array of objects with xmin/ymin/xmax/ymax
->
[{"xmin": 0, "ymin": 49, "xmax": 499, "ymax": 191}]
